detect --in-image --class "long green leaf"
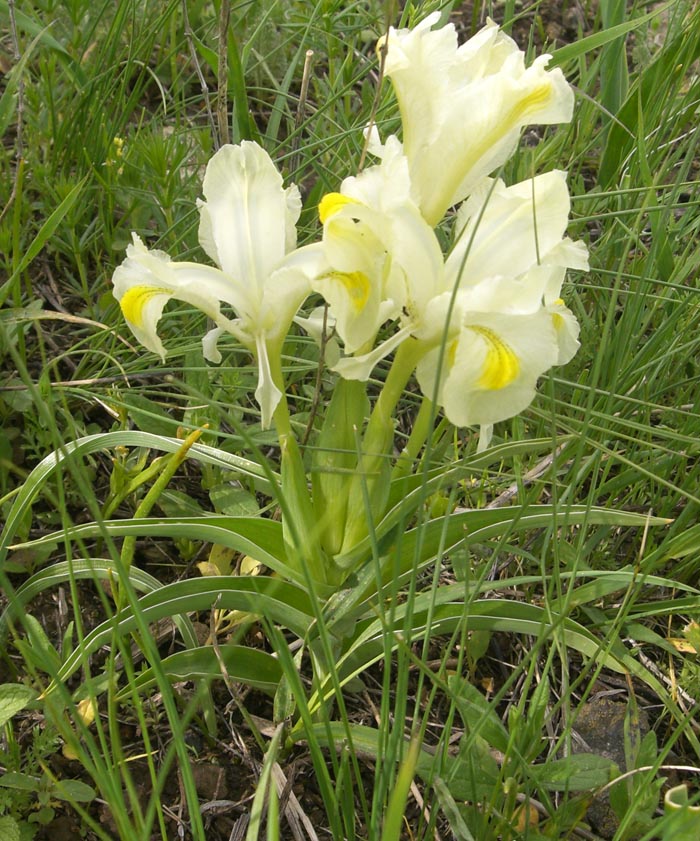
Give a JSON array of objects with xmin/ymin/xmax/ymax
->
[
  {"xmin": 10, "ymin": 515, "xmax": 319, "ymax": 588},
  {"xmin": 598, "ymin": 6, "xmax": 700, "ymax": 185},
  {"xmin": 0, "ymin": 177, "xmax": 88, "ymax": 307},
  {"xmin": 0, "ymin": 559, "xmax": 199, "ymax": 650},
  {"xmin": 550, "ymin": 1, "xmax": 675, "ymax": 67},
  {"xmin": 119, "ymin": 645, "xmax": 283, "ymax": 698},
  {"xmin": 335, "ymin": 503, "xmax": 668, "ymax": 579},
  {"xmin": 43, "ymin": 575, "xmax": 313, "ymax": 695},
  {"xmin": 0, "ymin": 431, "xmax": 276, "ymax": 564}
]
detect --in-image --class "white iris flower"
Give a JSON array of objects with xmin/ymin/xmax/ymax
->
[
  {"xmin": 415, "ymin": 171, "xmax": 588, "ymax": 438},
  {"xmin": 377, "ymin": 13, "xmax": 574, "ymax": 225},
  {"xmin": 112, "ymin": 141, "xmax": 315, "ymax": 428}
]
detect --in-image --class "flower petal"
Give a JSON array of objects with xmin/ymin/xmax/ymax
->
[
  {"xmin": 202, "ymin": 326, "xmax": 225, "ymax": 364},
  {"xmin": 417, "ymin": 308, "xmax": 559, "ymax": 427},
  {"xmin": 448, "ymin": 171, "xmax": 574, "ymax": 284},
  {"xmin": 548, "ymin": 298, "xmax": 580, "ymax": 365},
  {"xmin": 314, "ymin": 150, "xmax": 444, "ymax": 356},
  {"xmin": 314, "ymin": 213, "xmax": 399, "ymax": 353},
  {"xmin": 259, "ymin": 244, "xmax": 321, "ymax": 342},
  {"xmin": 333, "ymin": 325, "xmax": 415, "ymax": 381},
  {"xmin": 294, "ymin": 306, "xmax": 341, "ymax": 368},
  {"xmin": 112, "ymin": 234, "xmax": 235, "ymax": 358},
  {"xmin": 254, "ymin": 333, "xmax": 283, "ymax": 430},
  {"xmin": 477, "ymin": 424, "xmax": 494, "ymax": 453},
  {"xmin": 197, "ymin": 141, "xmax": 301, "ymax": 304}
]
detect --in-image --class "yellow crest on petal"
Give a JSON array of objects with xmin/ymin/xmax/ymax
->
[
  {"xmin": 120, "ymin": 285, "xmax": 168, "ymax": 327},
  {"xmin": 319, "ymin": 193, "xmax": 358, "ymax": 224},
  {"xmin": 325, "ymin": 271, "xmax": 371, "ymax": 312},
  {"xmin": 551, "ymin": 298, "xmax": 566, "ymax": 330},
  {"xmin": 471, "ymin": 326, "xmax": 520, "ymax": 390},
  {"xmin": 507, "ymin": 83, "xmax": 552, "ymax": 125}
]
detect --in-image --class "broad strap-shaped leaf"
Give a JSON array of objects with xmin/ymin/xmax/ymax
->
[
  {"xmin": 0, "ymin": 559, "xmax": 199, "ymax": 650},
  {"xmin": 0, "ymin": 430, "xmax": 276, "ymax": 567},
  {"xmin": 8, "ymin": 514, "xmax": 319, "ymax": 588},
  {"xmin": 44, "ymin": 575, "xmax": 313, "ymax": 696},
  {"xmin": 386, "ymin": 436, "xmax": 570, "ymax": 511},
  {"xmin": 118, "ymin": 644, "xmax": 283, "ymax": 698},
  {"xmin": 334, "ymin": 502, "xmax": 669, "ymax": 580}
]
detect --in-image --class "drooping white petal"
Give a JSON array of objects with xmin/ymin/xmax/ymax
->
[
  {"xmin": 477, "ymin": 424, "xmax": 494, "ymax": 453},
  {"xmin": 548, "ymin": 298, "xmax": 581, "ymax": 365},
  {"xmin": 113, "ymin": 234, "xmax": 236, "ymax": 359},
  {"xmin": 540, "ymin": 238, "xmax": 590, "ymax": 302},
  {"xmin": 253, "ymin": 333, "xmax": 283, "ymax": 430},
  {"xmin": 416, "ymin": 308, "xmax": 559, "ymax": 427},
  {"xmin": 444, "ymin": 173, "xmax": 588, "ymax": 318},
  {"xmin": 202, "ymin": 326, "xmax": 225, "ymax": 364},
  {"xmin": 332, "ymin": 325, "xmax": 415, "ymax": 381},
  {"xmin": 257, "ymin": 247, "xmax": 318, "ymax": 343}
]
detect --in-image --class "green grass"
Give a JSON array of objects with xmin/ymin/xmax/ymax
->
[{"xmin": 2, "ymin": 0, "xmax": 700, "ymax": 839}]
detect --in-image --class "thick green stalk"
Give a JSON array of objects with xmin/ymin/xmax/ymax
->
[
  {"xmin": 338, "ymin": 339, "xmax": 424, "ymax": 556},
  {"xmin": 311, "ymin": 379, "xmax": 370, "ymax": 556},
  {"xmin": 270, "ymin": 347, "xmax": 327, "ymax": 585},
  {"xmin": 391, "ymin": 396, "xmax": 435, "ymax": 481}
]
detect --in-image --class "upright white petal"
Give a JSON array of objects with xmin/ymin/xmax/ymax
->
[
  {"xmin": 448, "ymin": 172, "xmax": 573, "ymax": 284},
  {"xmin": 446, "ymin": 172, "xmax": 588, "ymax": 317},
  {"xmin": 197, "ymin": 141, "xmax": 302, "ymax": 322}
]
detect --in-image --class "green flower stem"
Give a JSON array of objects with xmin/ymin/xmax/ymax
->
[
  {"xmin": 269, "ymin": 345, "xmax": 328, "ymax": 585},
  {"xmin": 391, "ymin": 396, "xmax": 435, "ymax": 481},
  {"xmin": 311, "ymin": 379, "xmax": 370, "ymax": 557},
  {"xmin": 338, "ymin": 339, "xmax": 425, "ymax": 556}
]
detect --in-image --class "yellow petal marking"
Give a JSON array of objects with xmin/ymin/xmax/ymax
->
[
  {"xmin": 326, "ymin": 271, "xmax": 371, "ymax": 312},
  {"xmin": 120, "ymin": 285, "xmax": 169, "ymax": 328},
  {"xmin": 319, "ymin": 193, "xmax": 358, "ymax": 224},
  {"xmin": 447, "ymin": 338, "xmax": 459, "ymax": 369},
  {"xmin": 507, "ymin": 83, "xmax": 553, "ymax": 125},
  {"xmin": 471, "ymin": 326, "xmax": 520, "ymax": 390},
  {"xmin": 551, "ymin": 298, "xmax": 565, "ymax": 330}
]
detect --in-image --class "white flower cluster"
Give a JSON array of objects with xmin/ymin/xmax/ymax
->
[{"xmin": 113, "ymin": 14, "xmax": 587, "ymax": 442}]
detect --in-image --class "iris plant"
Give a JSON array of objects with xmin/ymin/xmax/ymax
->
[{"xmin": 112, "ymin": 14, "xmax": 588, "ymax": 581}]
